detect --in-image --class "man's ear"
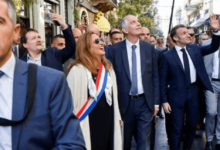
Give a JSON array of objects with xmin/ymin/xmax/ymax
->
[
  {"xmin": 173, "ymin": 35, "xmax": 178, "ymax": 42},
  {"xmin": 122, "ymin": 28, "xmax": 128, "ymax": 34},
  {"xmin": 13, "ymin": 24, "xmax": 21, "ymax": 44}
]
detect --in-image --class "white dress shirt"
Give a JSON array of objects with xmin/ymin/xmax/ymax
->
[
  {"xmin": 27, "ymin": 53, "xmax": 42, "ymax": 66},
  {"xmin": 175, "ymin": 45, "xmax": 196, "ymax": 83},
  {"xmin": 0, "ymin": 53, "xmax": 15, "ymax": 150},
  {"xmin": 212, "ymin": 49, "xmax": 220, "ymax": 78},
  {"xmin": 126, "ymin": 39, "xmax": 144, "ymax": 94}
]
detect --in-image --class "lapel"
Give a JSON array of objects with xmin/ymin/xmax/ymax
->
[
  {"xmin": 121, "ymin": 40, "xmax": 131, "ymax": 81},
  {"xmin": 12, "ymin": 59, "xmax": 28, "ymax": 150},
  {"xmin": 171, "ymin": 47, "xmax": 185, "ymax": 74},
  {"xmin": 140, "ymin": 40, "xmax": 147, "ymax": 76}
]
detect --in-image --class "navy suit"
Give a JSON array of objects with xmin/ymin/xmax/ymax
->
[
  {"xmin": 21, "ymin": 25, "xmax": 75, "ymax": 71},
  {"xmin": 11, "ymin": 58, "xmax": 85, "ymax": 150},
  {"xmin": 108, "ymin": 40, "xmax": 159, "ymax": 150},
  {"xmin": 160, "ymin": 34, "xmax": 220, "ymax": 150}
]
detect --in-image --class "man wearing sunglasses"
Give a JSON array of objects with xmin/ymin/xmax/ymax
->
[
  {"xmin": 187, "ymin": 26, "xmax": 196, "ymax": 43},
  {"xmin": 160, "ymin": 15, "xmax": 220, "ymax": 150}
]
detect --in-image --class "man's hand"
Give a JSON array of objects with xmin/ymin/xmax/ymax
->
[
  {"xmin": 50, "ymin": 13, "xmax": 68, "ymax": 29},
  {"xmin": 163, "ymin": 102, "xmax": 171, "ymax": 114},
  {"xmin": 210, "ymin": 14, "xmax": 220, "ymax": 32},
  {"xmin": 153, "ymin": 106, "xmax": 159, "ymax": 116}
]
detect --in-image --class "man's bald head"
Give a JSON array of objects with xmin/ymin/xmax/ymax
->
[
  {"xmin": 72, "ymin": 28, "xmax": 82, "ymax": 43},
  {"xmin": 86, "ymin": 23, "xmax": 100, "ymax": 37},
  {"xmin": 139, "ymin": 27, "xmax": 150, "ymax": 41}
]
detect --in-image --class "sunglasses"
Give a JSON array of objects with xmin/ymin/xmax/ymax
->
[
  {"xmin": 94, "ymin": 38, "xmax": 105, "ymax": 44},
  {"xmin": 189, "ymin": 33, "xmax": 195, "ymax": 37}
]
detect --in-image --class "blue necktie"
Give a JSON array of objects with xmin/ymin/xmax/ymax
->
[
  {"xmin": 0, "ymin": 71, "xmax": 4, "ymax": 78},
  {"xmin": 130, "ymin": 45, "xmax": 138, "ymax": 95},
  {"xmin": 181, "ymin": 48, "xmax": 191, "ymax": 86}
]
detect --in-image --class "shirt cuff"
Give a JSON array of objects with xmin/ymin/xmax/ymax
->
[
  {"xmin": 212, "ymin": 31, "xmax": 220, "ymax": 35},
  {"xmin": 154, "ymin": 105, "xmax": 159, "ymax": 107}
]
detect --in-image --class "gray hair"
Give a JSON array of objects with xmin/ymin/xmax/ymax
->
[
  {"xmin": 120, "ymin": 15, "xmax": 136, "ymax": 29},
  {"xmin": 4, "ymin": 0, "xmax": 17, "ymax": 25}
]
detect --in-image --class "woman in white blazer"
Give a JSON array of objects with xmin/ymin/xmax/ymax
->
[{"xmin": 67, "ymin": 32, "xmax": 123, "ymax": 150}]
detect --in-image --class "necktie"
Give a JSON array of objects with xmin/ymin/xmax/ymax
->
[
  {"xmin": 130, "ymin": 45, "xmax": 138, "ymax": 95},
  {"xmin": 181, "ymin": 48, "xmax": 191, "ymax": 86},
  {"xmin": 218, "ymin": 46, "xmax": 220, "ymax": 79},
  {"xmin": 0, "ymin": 71, "xmax": 4, "ymax": 78},
  {"xmin": 13, "ymin": 46, "xmax": 18, "ymax": 57}
]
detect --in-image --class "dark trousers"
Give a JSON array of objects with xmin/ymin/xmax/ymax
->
[
  {"xmin": 170, "ymin": 85, "xmax": 199, "ymax": 150},
  {"xmin": 165, "ymin": 113, "xmax": 172, "ymax": 145},
  {"xmin": 122, "ymin": 96, "xmax": 153, "ymax": 150}
]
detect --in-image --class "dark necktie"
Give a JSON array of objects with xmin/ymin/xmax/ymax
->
[
  {"xmin": 130, "ymin": 45, "xmax": 138, "ymax": 95},
  {"xmin": 0, "ymin": 71, "xmax": 4, "ymax": 78},
  {"xmin": 13, "ymin": 46, "xmax": 18, "ymax": 57},
  {"xmin": 181, "ymin": 48, "xmax": 191, "ymax": 86},
  {"xmin": 218, "ymin": 46, "xmax": 220, "ymax": 79}
]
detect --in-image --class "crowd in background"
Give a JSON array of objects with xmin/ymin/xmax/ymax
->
[{"xmin": 2, "ymin": 0, "xmax": 220, "ymax": 150}]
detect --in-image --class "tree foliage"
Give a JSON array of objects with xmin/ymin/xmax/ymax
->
[
  {"xmin": 13, "ymin": 0, "xmax": 37, "ymax": 25},
  {"xmin": 108, "ymin": 0, "xmax": 154, "ymax": 27}
]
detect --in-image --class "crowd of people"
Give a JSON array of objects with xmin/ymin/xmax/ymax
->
[{"xmin": 1, "ymin": 0, "xmax": 220, "ymax": 150}]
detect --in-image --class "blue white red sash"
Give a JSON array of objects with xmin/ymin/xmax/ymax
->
[{"xmin": 76, "ymin": 63, "xmax": 108, "ymax": 122}]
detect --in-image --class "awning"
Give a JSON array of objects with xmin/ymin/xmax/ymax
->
[
  {"xmin": 96, "ymin": 16, "xmax": 111, "ymax": 32},
  {"xmin": 191, "ymin": 13, "xmax": 210, "ymax": 27}
]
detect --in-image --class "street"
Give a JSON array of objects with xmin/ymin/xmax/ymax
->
[{"xmin": 131, "ymin": 110, "xmax": 207, "ymax": 150}]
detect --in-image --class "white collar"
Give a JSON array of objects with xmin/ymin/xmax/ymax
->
[
  {"xmin": 126, "ymin": 39, "xmax": 139, "ymax": 49},
  {"xmin": 27, "ymin": 53, "xmax": 42, "ymax": 61},
  {"xmin": 0, "ymin": 52, "xmax": 15, "ymax": 79},
  {"xmin": 175, "ymin": 45, "xmax": 187, "ymax": 52}
]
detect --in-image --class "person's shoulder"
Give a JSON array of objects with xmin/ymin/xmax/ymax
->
[
  {"xmin": 37, "ymin": 65, "xmax": 65, "ymax": 81},
  {"xmin": 111, "ymin": 40, "xmax": 125, "ymax": 48},
  {"xmin": 139, "ymin": 40, "xmax": 154, "ymax": 49}
]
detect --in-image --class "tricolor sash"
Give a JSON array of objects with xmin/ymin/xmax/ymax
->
[{"xmin": 76, "ymin": 63, "xmax": 108, "ymax": 121}]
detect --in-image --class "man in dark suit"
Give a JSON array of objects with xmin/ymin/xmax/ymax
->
[
  {"xmin": 108, "ymin": 15, "xmax": 159, "ymax": 150},
  {"xmin": 0, "ymin": 0, "xmax": 86, "ymax": 149},
  {"xmin": 104, "ymin": 27, "xmax": 123, "ymax": 58},
  {"xmin": 20, "ymin": 13, "xmax": 75, "ymax": 72},
  {"xmin": 160, "ymin": 15, "xmax": 220, "ymax": 150}
]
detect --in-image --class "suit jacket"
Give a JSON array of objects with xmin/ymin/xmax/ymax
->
[
  {"xmin": 202, "ymin": 38, "xmax": 219, "ymax": 81},
  {"xmin": 160, "ymin": 34, "xmax": 220, "ymax": 107},
  {"xmin": 104, "ymin": 44, "xmax": 112, "ymax": 58},
  {"xmin": 21, "ymin": 25, "xmax": 75, "ymax": 71},
  {"xmin": 11, "ymin": 59, "xmax": 85, "ymax": 150},
  {"xmin": 108, "ymin": 40, "xmax": 159, "ymax": 114}
]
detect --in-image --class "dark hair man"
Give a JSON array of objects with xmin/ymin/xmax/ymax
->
[
  {"xmin": 150, "ymin": 35, "xmax": 163, "ymax": 51},
  {"xmin": 187, "ymin": 26, "xmax": 196, "ymax": 44},
  {"xmin": 51, "ymin": 34, "xmax": 65, "ymax": 50},
  {"xmin": 160, "ymin": 15, "xmax": 220, "ymax": 150},
  {"xmin": 0, "ymin": 0, "xmax": 86, "ymax": 149},
  {"xmin": 20, "ymin": 13, "xmax": 75, "ymax": 72},
  {"xmin": 109, "ymin": 30, "xmax": 123, "ymax": 44}
]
